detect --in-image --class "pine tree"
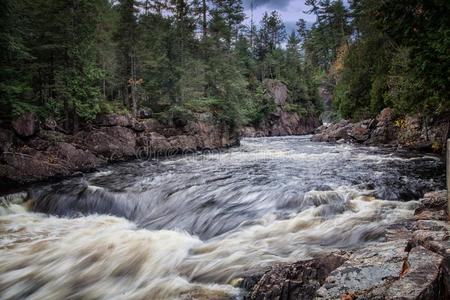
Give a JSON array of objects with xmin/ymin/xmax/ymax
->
[{"xmin": 116, "ymin": 0, "xmax": 138, "ymax": 115}]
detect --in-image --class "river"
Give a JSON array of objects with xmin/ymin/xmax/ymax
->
[{"xmin": 0, "ymin": 136, "xmax": 445, "ymax": 299}]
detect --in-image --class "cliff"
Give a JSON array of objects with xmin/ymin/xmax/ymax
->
[{"xmin": 241, "ymin": 79, "xmax": 321, "ymax": 137}]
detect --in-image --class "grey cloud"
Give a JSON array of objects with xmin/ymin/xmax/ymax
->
[{"xmin": 243, "ymin": 0, "xmax": 291, "ymax": 10}]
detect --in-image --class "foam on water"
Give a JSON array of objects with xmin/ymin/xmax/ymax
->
[{"xmin": 0, "ymin": 136, "xmax": 444, "ymax": 299}]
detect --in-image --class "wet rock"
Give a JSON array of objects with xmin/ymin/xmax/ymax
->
[
  {"xmin": 311, "ymin": 120, "xmax": 352, "ymax": 142},
  {"xmin": 415, "ymin": 210, "xmax": 447, "ymax": 221},
  {"xmin": 168, "ymin": 135, "xmax": 197, "ymax": 151},
  {"xmin": 2, "ymin": 150, "xmax": 69, "ymax": 182},
  {"xmin": 189, "ymin": 121, "xmax": 238, "ymax": 149},
  {"xmin": 415, "ymin": 191, "xmax": 448, "ymax": 213},
  {"xmin": 12, "ymin": 112, "xmax": 40, "ymax": 137},
  {"xmin": 348, "ymin": 119, "xmax": 374, "ymax": 142},
  {"xmin": 244, "ymin": 253, "xmax": 348, "ymax": 300},
  {"xmin": 240, "ymin": 127, "xmax": 259, "ymax": 138},
  {"xmin": 137, "ymin": 132, "xmax": 171, "ymax": 150}
]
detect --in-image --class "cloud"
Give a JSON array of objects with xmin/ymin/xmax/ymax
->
[{"xmin": 243, "ymin": 0, "xmax": 292, "ymax": 10}]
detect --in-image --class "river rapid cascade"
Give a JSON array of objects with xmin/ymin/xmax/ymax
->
[{"xmin": 0, "ymin": 136, "xmax": 445, "ymax": 299}]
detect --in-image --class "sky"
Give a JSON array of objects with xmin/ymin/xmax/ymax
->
[{"xmin": 242, "ymin": 0, "xmax": 316, "ymax": 34}]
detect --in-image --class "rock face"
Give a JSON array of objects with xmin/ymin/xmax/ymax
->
[
  {"xmin": 243, "ymin": 253, "xmax": 348, "ymax": 300},
  {"xmin": 242, "ymin": 79, "xmax": 321, "ymax": 137},
  {"xmin": 242, "ymin": 191, "xmax": 450, "ymax": 300},
  {"xmin": 0, "ymin": 113, "xmax": 239, "ymax": 184},
  {"xmin": 12, "ymin": 112, "xmax": 40, "ymax": 137},
  {"xmin": 313, "ymin": 108, "xmax": 449, "ymax": 152}
]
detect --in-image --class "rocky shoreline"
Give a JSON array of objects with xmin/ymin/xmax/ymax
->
[
  {"xmin": 312, "ymin": 108, "xmax": 449, "ymax": 153},
  {"xmin": 239, "ymin": 191, "xmax": 450, "ymax": 299},
  {"xmin": 0, "ymin": 112, "xmax": 239, "ymax": 189}
]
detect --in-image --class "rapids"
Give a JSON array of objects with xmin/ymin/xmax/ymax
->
[{"xmin": 0, "ymin": 136, "xmax": 445, "ymax": 299}]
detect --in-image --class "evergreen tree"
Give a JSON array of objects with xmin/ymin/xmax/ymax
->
[{"xmin": 116, "ymin": 0, "xmax": 138, "ymax": 115}]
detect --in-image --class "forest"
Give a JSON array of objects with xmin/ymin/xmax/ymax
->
[{"xmin": 1, "ymin": 0, "xmax": 449, "ymax": 132}]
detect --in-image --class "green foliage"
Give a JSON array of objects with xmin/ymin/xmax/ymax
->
[
  {"xmin": 2, "ymin": 0, "xmax": 324, "ymax": 132},
  {"xmin": 329, "ymin": 0, "xmax": 449, "ymax": 120},
  {"xmin": 239, "ymin": 83, "xmax": 276, "ymax": 126}
]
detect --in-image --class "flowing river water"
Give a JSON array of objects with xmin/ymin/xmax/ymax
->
[{"xmin": 0, "ymin": 136, "xmax": 445, "ymax": 300}]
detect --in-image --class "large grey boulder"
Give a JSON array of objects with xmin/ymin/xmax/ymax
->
[
  {"xmin": 316, "ymin": 240, "xmax": 445, "ymax": 299},
  {"xmin": 243, "ymin": 253, "xmax": 348, "ymax": 300}
]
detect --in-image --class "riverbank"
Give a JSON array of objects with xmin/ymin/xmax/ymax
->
[
  {"xmin": 0, "ymin": 112, "xmax": 239, "ymax": 188},
  {"xmin": 312, "ymin": 108, "xmax": 449, "ymax": 153},
  {"xmin": 240, "ymin": 190, "xmax": 449, "ymax": 299}
]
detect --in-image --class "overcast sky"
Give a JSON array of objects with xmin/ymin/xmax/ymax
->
[{"xmin": 242, "ymin": 0, "xmax": 316, "ymax": 34}]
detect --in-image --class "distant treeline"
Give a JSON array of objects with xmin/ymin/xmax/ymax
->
[{"xmin": 0, "ymin": 0, "xmax": 448, "ymax": 131}]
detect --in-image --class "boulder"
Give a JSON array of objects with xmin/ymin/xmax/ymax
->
[
  {"xmin": 168, "ymin": 135, "xmax": 197, "ymax": 152},
  {"xmin": 316, "ymin": 240, "xmax": 446, "ymax": 300},
  {"xmin": 316, "ymin": 240, "xmax": 408, "ymax": 299},
  {"xmin": 414, "ymin": 191, "xmax": 448, "ymax": 221},
  {"xmin": 12, "ymin": 112, "xmax": 40, "ymax": 137},
  {"xmin": 95, "ymin": 113, "xmax": 132, "ymax": 127},
  {"xmin": 243, "ymin": 253, "xmax": 348, "ymax": 300},
  {"xmin": 415, "ymin": 191, "xmax": 448, "ymax": 213},
  {"xmin": 312, "ymin": 120, "xmax": 352, "ymax": 142},
  {"xmin": 348, "ymin": 119, "xmax": 374, "ymax": 142},
  {"xmin": 384, "ymin": 246, "xmax": 444, "ymax": 300},
  {"xmin": 76, "ymin": 126, "xmax": 136, "ymax": 160},
  {"xmin": 50, "ymin": 142, "xmax": 102, "ymax": 170},
  {"xmin": 2, "ymin": 149, "xmax": 69, "ymax": 182}
]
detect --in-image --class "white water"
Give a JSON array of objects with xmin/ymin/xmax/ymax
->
[{"xmin": 0, "ymin": 137, "xmax": 444, "ymax": 299}]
